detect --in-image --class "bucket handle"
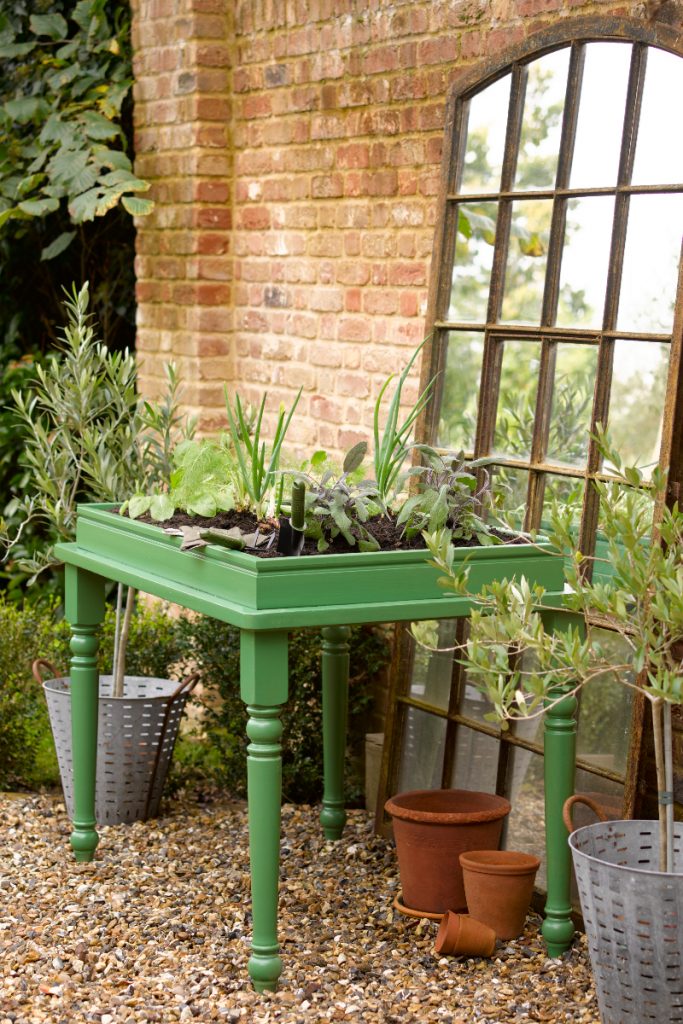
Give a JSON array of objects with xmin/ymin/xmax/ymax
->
[
  {"xmin": 33, "ymin": 659, "xmax": 200, "ymax": 696},
  {"xmin": 168, "ymin": 671, "xmax": 201, "ymax": 700},
  {"xmin": 32, "ymin": 658, "xmax": 63, "ymax": 685},
  {"xmin": 563, "ymin": 794, "xmax": 610, "ymax": 834},
  {"xmin": 143, "ymin": 671, "xmax": 201, "ymax": 821}
]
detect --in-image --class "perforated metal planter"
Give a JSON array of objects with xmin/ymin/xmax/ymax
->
[
  {"xmin": 41, "ymin": 671, "xmax": 197, "ymax": 825},
  {"xmin": 569, "ymin": 818, "xmax": 683, "ymax": 1024}
]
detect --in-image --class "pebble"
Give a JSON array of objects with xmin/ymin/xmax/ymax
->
[{"xmin": 0, "ymin": 792, "xmax": 600, "ymax": 1023}]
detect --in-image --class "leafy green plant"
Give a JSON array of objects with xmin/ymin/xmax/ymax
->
[
  {"xmin": 176, "ymin": 615, "xmax": 390, "ymax": 804},
  {"xmin": 1, "ymin": 283, "xmax": 193, "ymax": 697},
  {"xmin": 373, "ymin": 340, "xmax": 434, "ymax": 502},
  {"xmin": 294, "ymin": 442, "xmax": 384, "ymax": 552},
  {"xmin": 1, "ymin": 283, "xmax": 192, "ymax": 579},
  {"xmin": 124, "ymin": 387, "xmax": 303, "ymax": 523},
  {"xmin": 426, "ymin": 436, "xmax": 683, "ymax": 871},
  {"xmin": 0, "ymin": 594, "xmax": 188, "ymax": 790},
  {"xmin": 397, "ymin": 447, "xmax": 496, "ymax": 543},
  {"xmin": 224, "ymin": 386, "xmax": 302, "ymax": 516},
  {"xmin": 123, "ymin": 437, "xmax": 236, "ymax": 522},
  {"xmin": 0, "ymin": 1, "xmax": 151, "ymax": 248}
]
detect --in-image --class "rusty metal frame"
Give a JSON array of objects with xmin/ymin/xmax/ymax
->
[{"xmin": 377, "ymin": 17, "xmax": 683, "ymax": 834}]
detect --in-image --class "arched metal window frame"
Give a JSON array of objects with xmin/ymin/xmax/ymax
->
[{"xmin": 378, "ymin": 16, "xmax": 683, "ymax": 838}]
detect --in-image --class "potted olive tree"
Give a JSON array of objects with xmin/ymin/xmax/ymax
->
[
  {"xmin": 425, "ymin": 434, "xmax": 683, "ymax": 1024},
  {"xmin": 1, "ymin": 283, "xmax": 196, "ymax": 823}
]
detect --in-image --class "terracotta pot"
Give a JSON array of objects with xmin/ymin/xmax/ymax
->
[
  {"xmin": 459, "ymin": 849, "xmax": 541, "ymax": 939},
  {"xmin": 435, "ymin": 911, "xmax": 496, "ymax": 957},
  {"xmin": 392, "ymin": 892, "xmax": 442, "ymax": 921},
  {"xmin": 384, "ymin": 789, "xmax": 511, "ymax": 914}
]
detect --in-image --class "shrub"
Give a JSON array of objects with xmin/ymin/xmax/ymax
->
[
  {"xmin": 0, "ymin": 595, "xmax": 188, "ymax": 790},
  {"xmin": 0, "ymin": 594, "xmax": 390, "ymax": 804},
  {"xmin": 177, "ymin": 616, "xmax": 391, "ymax": 804}
]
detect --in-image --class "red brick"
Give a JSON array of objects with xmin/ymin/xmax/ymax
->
[
  {"xmin": 241, "ymin": 207, "xmax": 271, "ymax": 230},
  {"xmin": 336, "ymin": 261, "xmax": 371, "ymax": 286},
  {"xmin": 336, "ymin": 143, "xmax": 370, "ymax": 170},
  {"xmin": 337, "ymin": 317, "xmax": 372, "ymax": 343},
  {"xmin": 311, "ymin": 173, "xmax": 344, "ymax": 198},
  {"xmin": 195, "ymin": 180, "xmax": 230, "ymax": 203},
  {"xmin": 195, "ymin": 207, "xmax": 232, "ymax": 229},
  {"xmin": 242, "ymin": 94, "xmax": 272, "ymax": 118}
]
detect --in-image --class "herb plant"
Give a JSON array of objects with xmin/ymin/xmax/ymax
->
[
  {"xmin": 0, "ymin": 282, "xmax": 193, "ymax": 696},
  {"xmin": 373, "ymin": 340, "xmax": 434, "ymax": 502},
  {"xmin": 294, "ymin": 442, "xmax": 385, "ymax": 552},
  {"xmin": 397, "ymin": 447, "xmax": 495, "ymax": 542},
  {"xmin": 225, "ymin": 386, "xmax": 302, "ymax": 517}
]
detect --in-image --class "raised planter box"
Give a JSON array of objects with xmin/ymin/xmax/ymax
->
[{"xmin": 67, "ymin": 503, "xmax": 564, "ymax": 629}]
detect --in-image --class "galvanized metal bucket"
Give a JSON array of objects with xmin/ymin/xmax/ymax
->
[
  {"xmin": 565, "ymin": 795, "xmax": 683, "ymax": 1024},
  {"xmin": 35, "ymin": 660, "xmax": 199, "ymax": 825}
]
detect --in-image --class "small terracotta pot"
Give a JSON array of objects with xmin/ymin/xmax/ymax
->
[
  {"xmin": 384, "ymin": 789, "xmax": 511, "ymax": 914},
  {"xmin": 460, "ymin": 849, "xmax": 541, "ymax": 939},
  {"xmin": 435, "ymin": 911, "xmax": 496, "ymax": 958}
]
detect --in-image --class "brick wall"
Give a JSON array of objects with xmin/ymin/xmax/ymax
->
[{"xmin": 130, "ymin": 0, "xmax": 683, "ymax": 457}]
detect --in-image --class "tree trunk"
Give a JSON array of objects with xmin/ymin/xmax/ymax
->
[
  {"xmin": 113, "ymin": 586, "xmax": 135, "ymax": 699},
  {"xmin": 651, "ymin": 696, "xmax": 670, "ymax": 872}
]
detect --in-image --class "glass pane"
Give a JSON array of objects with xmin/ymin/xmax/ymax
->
[
  {"xmin": 408, "ymin": 620, "xmax": 457, "ymax": 712},
  {"xmin": 448, "ymin": 726, "xmax": 499, "ymax": 793},
  {"xmin": 617, "ymin": 194, "xmax": 683, "ymax": 334},
  {"xmin": 448, "ymin": 202, "xmax": 498, "ymax": 323},
  {"xmin": 515, "ymin": 48, "xmax": 570, "ymax": 191},
  {"xmin": 493, "ymin": 339, "xmax": 542, "ymax": 458},
  {"xmin": 608, "ymin": 339, "xmax": 670, "ymax": 471},
  {"xmin": 438, "ymin": 332, "xmax": 484, "ymax": 451},
  {"xmin": 576, "ymin": 629, "xmax": 634, "ymax": 777},
  {"xmin": 459, "ymin": 676, "xmax": 502, "ymax": 728},
  {"xmin": 504, "ymin": 750, "xmax": 547, "ymax": 889},
  {"xmin": 570, "ymin": 42, "xmax": 632, "ymax": 189},
  {"xmin": 501, "ymin": 199, "xmax": 553, "ymax": 325},
  {"xmin": 397, "ymin": 707, "xmax": 446, "ymax": 792},
  {"xmin": 460, "ymin": 74, "xmax": 511, "ymax": 195},
  {"xmin": 632, "ymin": 47, "xmax": 683, "ymax": 186},
  {"xmin": 541, "ymin": 474, "xmax": 584, "ymax": 537},
  {"xmin": 595, "ymin": 481, "xmax": 654, "ymax": 581},
  {"xmin": 555, "ymin": 197, "xmax": 615, "ymax": 329},
  {"xmin": 546, "ymin": 343, "xmax": 598, "ymax": 466},
  {"xmin": 572, "ymin": 770, "xmax": 624, "ymax": 822},
  {"xmin": 491, "ymin": 465, "xmax": 529, "ymax": 524}
]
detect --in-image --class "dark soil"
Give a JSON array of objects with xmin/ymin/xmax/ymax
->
[{"xmin": 124, "ymin": 508, "xmax": 524, "ymax": 558}]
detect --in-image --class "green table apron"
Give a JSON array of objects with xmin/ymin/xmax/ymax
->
[{"xmin": 56, "ymin": 504, "xmax": 571, "ymax": 991}]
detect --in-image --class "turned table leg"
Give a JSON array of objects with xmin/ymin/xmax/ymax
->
[
  {"xmin": 65, "ymin": 565, "xmax": 105, "ymax": 863},
  {"xmin": 320, "ymin": 625, "xmax": 350, "ymax": 840},
  {"xmin": 542, "ymin": 684, "xmax": 578, "ymax": 956},
  {"xmin": 240, "ymin": 630, "xmax": 289, "ymax": 992}
]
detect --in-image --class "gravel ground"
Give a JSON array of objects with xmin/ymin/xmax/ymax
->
[{"xmin": 0, "ymin": 792, "xmax": 599, "ymax": 1024}]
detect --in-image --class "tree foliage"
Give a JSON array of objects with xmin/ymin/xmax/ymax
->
[
  {"xmin": 0, "ymin": 0, "xmax": 145, "ymax": 355},
  {"xmin": 0, "ymin": 0, "xmax": 151, "ymax": 243}
]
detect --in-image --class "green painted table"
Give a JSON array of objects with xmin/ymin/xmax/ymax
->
[{"xmin": 56, "ymin": 504, "xmax": 571, "ymax": 991}]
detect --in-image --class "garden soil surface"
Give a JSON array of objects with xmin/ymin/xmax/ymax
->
[
  {"xmin": 130, "ymin": 509, "xmax": 523, "ymax": 558},
  {"xmin": 0, "ymin": 791, "xmax": 599, "ymax": 1023}
]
